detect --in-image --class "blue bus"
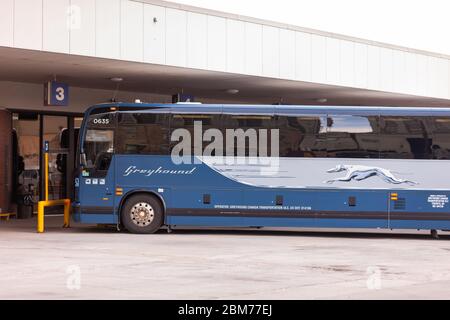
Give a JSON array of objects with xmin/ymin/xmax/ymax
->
[{"xmin": 73, "ymin": 102, "xmax": 450, "ymax": 234}]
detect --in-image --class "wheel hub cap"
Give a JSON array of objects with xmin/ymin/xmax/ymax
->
[{"xmin": 130, "ymin": 202, "xmax": 154, "ymax": 227}]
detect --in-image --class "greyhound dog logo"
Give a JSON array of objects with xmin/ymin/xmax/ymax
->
[{"xmin": 325, "ymin": 165, "xmax": 417, "ymax": 185}]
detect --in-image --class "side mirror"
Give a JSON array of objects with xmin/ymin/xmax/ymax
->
[{"xmin": 80, "ymin": 153, "xmax": 87, "ymax": 167}]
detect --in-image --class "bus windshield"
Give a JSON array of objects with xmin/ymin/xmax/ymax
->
[
  {"xmin": 82, "ymin": 112, "xmax": 115, "ymax": 171},
  {"xmin": 84, "ymin": 129, "xmax": 114, "ymax": 169}
]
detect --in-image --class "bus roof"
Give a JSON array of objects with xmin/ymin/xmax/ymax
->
[{"xmin": 88, "ymin": 102, "xmax": 450, "ymax": 116}]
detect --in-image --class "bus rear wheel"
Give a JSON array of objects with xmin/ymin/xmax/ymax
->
[{"xmin": 121, "ymin": 194, "xmax": 163, "ymax": 234}]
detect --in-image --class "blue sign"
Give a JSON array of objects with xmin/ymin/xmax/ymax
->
[
  {"xmin": 44, "ymin": 141, "xmax": 49, "ymax": 153},
  {"xmin": 45, "ymin": 81, "xmax": 69, "ymax": 106}
]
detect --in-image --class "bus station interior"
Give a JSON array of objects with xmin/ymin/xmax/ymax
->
[{"xmin": 1, "ymin": 44, "xmax": 450, "ymax": 220}]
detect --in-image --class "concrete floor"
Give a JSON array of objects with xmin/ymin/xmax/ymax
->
[{"xmin": 1, "ymin": 216, "xmax": 450, "ymax": 300}]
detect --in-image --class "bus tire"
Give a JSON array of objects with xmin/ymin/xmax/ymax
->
[{"xmin": 121, "ymin": 194, "xmax": 163, "ymax": 234}]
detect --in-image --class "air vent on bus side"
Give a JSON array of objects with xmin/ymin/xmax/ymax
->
[{"xmin": 393, "ymin": 198, "xmax": 406, "ymax": 210}]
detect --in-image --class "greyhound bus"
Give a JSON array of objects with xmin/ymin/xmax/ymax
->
[{"xmin": 73, "ymin": 102, "xmax": 450, "ymax": 234}]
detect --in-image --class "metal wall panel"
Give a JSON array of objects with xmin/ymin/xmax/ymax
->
[
  {"xmin": 367, "ymin": 45, "xmax": 381, "ymax": 90},
  {"xmin": 69, "ymin": 0, "xmax": 96, "ymax": 56},
  {"xmin": 245, "ymin": 22, "xmax": 262, "ymax": 75},
  {"xmin": 354, "ymin": 42, "xmax": 368, "ymax": 88},
  {"xmin": 379, "ymin": 47, "xmax": 394, "ymax": 92},
  {"xmin": 295, "ymin": 31, "xmax": 312, "ymax": 81},
  {"xmin": 120, "ymin": 0, "xmax": 144, "ymax": 62},
  {"xmin": 311, "ymin": 35, "xmax": 326, "ymax": 83},
  {"xmin": 427, "ymin": 57, "xmax": 440, "ymax": 98},
  {"xmin": 326, "ymin": 37, "xmax": 340, "ymax": 84},
  {"xmin": 404, "ymin": 52, "xmax": 417, "ymax": 94},
  {"xmin": 0, "ymin": 0, "xmax": 14, "ymax": 47},
  {"xmin": 14, "ymin": 0, "xmax": 43, "ymax": 50},
  {"xmin": 416, "ymin": 54, "xmax": 428, "ymax": 97},
  {"xmin": 428, "ymin": 57, "xmax": 450, "ymax": 99},
  {"xmin": 340, "ymin": 40, "xmax": 354, "ymax": 87},
  {"xmin": 226, "ymin": 19, "xmax": 245, "ymax": 73},
  {"xmin": 437, "ymin": 58, "xmax": 449, "ymax": 99},
  {"xmin": 165, "ymin": 8, "xmax": 187, "ymax": 67},
  {"xmin": 144, "ymin": 4, "xmax": 166, "ymax": 64},
  {"xmin": 207, "ymin": 15, "xmax": 226, "ymax": 71},
  {"xmin": 43, "ymin": 0, "xmax": 70, "ymax": 53},
  {"xmin": 262, "ymin": 25, "xmax": 279, "ymax": 78},
  {"xmin": 187, "ymin": 12, "xmax": 207, "ymax": 69},
  {"xmin": 393, "ymin": 50, "xmax": 406, "ymax": 93},
  {"xmin": 279, "ymin": 29, "xmax": 295, "ymax": 79},
  {"xmin": 95, "ymin": 0, "xmax": 120, "ymax": 59}
]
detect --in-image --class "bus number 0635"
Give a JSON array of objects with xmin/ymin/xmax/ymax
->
[{"xmin": 92, "ymin": 118, "xmax": 110, "ymax": 125}]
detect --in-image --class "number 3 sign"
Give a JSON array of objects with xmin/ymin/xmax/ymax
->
[{"xmin": 44, "ymin": 81, "xmax": 69, "ymax": 106}]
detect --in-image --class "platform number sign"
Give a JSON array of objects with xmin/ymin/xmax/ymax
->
[{"xmin": 44, "ymin": 81, "xmax": 69, "ymax": 106}]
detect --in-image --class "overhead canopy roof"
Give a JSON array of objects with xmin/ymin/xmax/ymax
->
[{"xmin": 0, "ymin": 47, "xmax": 449, "ymax": 108}]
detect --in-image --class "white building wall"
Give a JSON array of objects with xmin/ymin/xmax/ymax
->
[
  {"xmin": 279, "ymin": 29, "xmax": 295, "ymax": 79},
  {"xmin": 43, "ymin": 0, "xmax": 70, "ymax": 53},
  {"xmin": 121, "ymin": 0, "xmax": 144, "ymax": 62},
  {"xmin": 0, "ymin": 0, "xmax": 449, "ymax": 100},
  {"xmin": 69, "ymin": 0, "xmax": 96, "ymax": 56},
  {"xmin": 143, "ymin": 4, "xmax": 165, "ymax": 64},
  {"xmin": 206, "ymin": 15, "xmax": 226, "ymax": 72},
  {"xmin": 187, "ymin": 12, "xmax": 207, "ymax": 70},
  {"xmin": 95, "ymin": 0, "xmax": 120, "ymax": 59},
  {"xmin": 295, "ymin": 32, "xmax": 312, "ymax": 82},
  {"xmin": 0, "ymin": 0, "xmax": 14, "ymax": 47},
  {"xmin": 13, "ymin": 0, "xmax": 43, "ymax": 50}
]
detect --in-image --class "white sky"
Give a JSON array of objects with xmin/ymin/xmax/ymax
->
[{"xmin": 173, "ymin": 0, "xmax": 450, "ymax": 56}]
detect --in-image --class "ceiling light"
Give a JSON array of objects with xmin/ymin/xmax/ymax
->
[
  {"xmin": 226, "ymin": 89, "xmax": 239, "ymax": 95},
  {"xmin": 110, "ymin": 77, "xmax": 123, "ymax": 82},
  {"xmin": 316, "ymin": 98, "xmax": 328, "ymax": 103}
]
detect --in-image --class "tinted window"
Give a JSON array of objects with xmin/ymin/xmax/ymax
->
[
  {"xmin": 427, "ymin": 117, "xmax": 450, "ymax": 159},
  {"xmin": 170, "ymin": 114, "xmax": 222, "ymax": 156},
  {"xmin": 116, "ymin": 113, "xmax": 169, "ymax": 155},
  {"xmin": 326, "ymin": 115, "xmax": 379, "ymax": 158},
  {"xmin": 222, "ymin": 114, "xmax": 275, "ymax": 157},
  {"xmin": 277, "ymin": 115, "xmax": 327, "ymax": 157},
  {"xmin": 379, "ymin": 116, "xmax": 431, "ymax": 159}
]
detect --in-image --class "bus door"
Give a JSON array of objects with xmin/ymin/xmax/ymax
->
[{"xmin": 78, "ymin": 123, "xmax": 116, "ymax": 217}]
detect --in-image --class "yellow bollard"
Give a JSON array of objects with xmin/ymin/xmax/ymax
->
[
  {"xmin": 37, "ymin": 199, "xmax": 71, "ymax": 233},
  {"xmin": 63, "ymin": 199, "xmax": 71, "ymax": 228},
  {"xmin": 37, "ymin": 201, "xmax": 45, "ymax": 233}
]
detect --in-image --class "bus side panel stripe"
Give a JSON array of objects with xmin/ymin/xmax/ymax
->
[
  {"xmin": 166, "ymin": 208, "xmax": 450, "ymax": 221},
  {"xmin": 167, "ymin": 216, "xmax": 450, "ymax": 230}
]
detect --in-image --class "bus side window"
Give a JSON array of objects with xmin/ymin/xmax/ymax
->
[
  {"xmin": 222, "ymin": 114, "xmax": 274, "ymax": 157},
  {"xmin": 326, "ymin": 115, "xmax": 379, "ymax": 159},
  {"xmin": 169, "ymin": 113, "xmax": 222, "ymax": 157},
  {"xmin": 427, "ymin": 117, "xmax": 450, "ymax": 160},
  {"xmin": 116, "ymin": 113, "xmax": 170, "ymax": 155},
  {"xmin": 379, "ymin": 116, "xmax": 431, "ymax": 159},
  {"xmin": 277, "ymin": 115, "xmax": 327, "ymax": 158}
]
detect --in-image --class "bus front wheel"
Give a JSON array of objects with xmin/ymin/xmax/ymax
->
[{"xmin": 121, "ymin": 194, "xmax": 163, "ymax": 234}]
